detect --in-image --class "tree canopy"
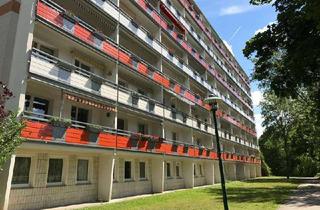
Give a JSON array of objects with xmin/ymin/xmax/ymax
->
[
  {"xmin": 244, "ymin": 0, "xmax": 320, "ymax": 117},
  {"xmin": 244, "ymin": 0, "xmax": 320, "ymax": 176}
]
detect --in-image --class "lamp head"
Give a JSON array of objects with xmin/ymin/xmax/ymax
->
[
  {"xmin": 204, "ymin": 94, "xmax": 221, "ymax": 105},
  {"xmin": 204, "ymin": 94, "xmax": 221, "ymax": 111}
]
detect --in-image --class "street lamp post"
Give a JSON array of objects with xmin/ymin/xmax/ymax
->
[{"xmin": 205, "ymin": 95, "xmax": 229, "ymax": 210}]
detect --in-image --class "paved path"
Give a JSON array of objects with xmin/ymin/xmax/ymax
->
[{"xmin": 278, "ymin": 178, "xmax": 320, "ymax": 210}]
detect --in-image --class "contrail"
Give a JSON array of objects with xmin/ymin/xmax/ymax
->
[{"xmin": 229, "ymin": 26, "xmax": 242, "ymax": 41}]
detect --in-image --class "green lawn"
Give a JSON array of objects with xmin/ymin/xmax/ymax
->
[{"xmin": 83, "ymin": 177, "xmax": 300, "ymax": 210}]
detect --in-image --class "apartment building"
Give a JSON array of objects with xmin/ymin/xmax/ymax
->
[{"xmin": 0, "ymin": 0, "xmax": 261, "ymax": 209}]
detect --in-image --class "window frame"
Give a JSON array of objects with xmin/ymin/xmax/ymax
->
[
  {"xmin": 124, "ymin": 160, "xmax": 134, "ymax": 181},
  {"xmin": 166, "ymin": 162, "xmax": 172, "ymax": 179},
  {"xmin": 11, "ymin": 155, "xmax": 34, "ymax": 188},
  {"xmin": 76, "ymin": 158, "xmax": 92, "ymax": 184},
  {"xmin": 139, "ymin": 161, "xmax": 147, "ymax": 180},
  {"xmin": 46, "ymin": 156, "xmax": 67, "ymax": 186}
]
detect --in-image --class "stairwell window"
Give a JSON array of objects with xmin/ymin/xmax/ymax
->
[{"xmin": 12, "ymin": 157, "xmax": 31, "ymax": 186}]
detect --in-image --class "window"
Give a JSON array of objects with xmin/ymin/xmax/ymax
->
[
  {"xmin": 176, "ymin": 163, "xmax": 180, "ymax": 178},
  {"xmin": 71, "ymin": 106, "xmax": 89, "ymax": 123},
  {"xmin": 139, "ymin": 162, "xmax": 146, "ymax": 179},
  {"xmin": 172, "ymin": 132, "xmax": 177, "ymax": 141},
  {"xmin": 32, "ymin": 97, "xmax": 49, "ymax": 117},
  {"xmin": 124, "ymin": 161, "xmax": 132, "ymax": 180},
  {"xmin": 75, "ymin": 59, "xmax": 91, "ymax": 72},
  {"xmin": 117, "ymin": 118, "xmax": 125, "ymax": 130},
  {"xmin": 166, "ymin": 162, "xmax": 171, "ymax": 177},
  {"xmin": 138, "ymin": 123, "xmax": 147, "ymax": 134},
  {"xmin": 47, "ymin": 159, "xmax": 63, "ymax": 183},
  {"xmin": 77, "ymin": 159, "xmax": 89, "ymax": 182},
  {"xmin": 199, "ymin": 164, "xmax": 203, "ymax": 176},
  {"xmin": 12, "ymin": 157, "xmax": 31, "ymax": 185},
  {"xmin": 40, "ymin": 45, "xmax": 55, "ymax": 56},
  {"xmin": 138, "ymin": 89, "xmax": 146, "ymax": 96},
  {"xmin": 118, "ymin": 80, "xmax": 127, "ymax": 88}
]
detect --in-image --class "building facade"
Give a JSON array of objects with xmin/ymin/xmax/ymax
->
[{"xmin": 0, "ymin": 0, "xmax": 261, "ymax": 209}]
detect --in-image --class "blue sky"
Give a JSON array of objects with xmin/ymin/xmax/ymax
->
[{"xmin": 195, "ymin": 0, "xmax": 277, "ymax": 137}]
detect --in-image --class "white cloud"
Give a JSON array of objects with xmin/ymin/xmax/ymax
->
[
  {"xmin": 251, "ymin": 90, "xmax": 264, "ymax": 106},
  {"xmin": 219, "ymin": 5, "xmax": 255, "ymax": 16},
  {"xmin": 254, "ymin": 113, "xmax": 264, "ymax": 138},
  {"xmin": 223, "ymin": 40, "xmax": 234, "ymax": 55},
  {"xmin": 254, "ymin": 21, "xmax": 276, "ymax": 35}
]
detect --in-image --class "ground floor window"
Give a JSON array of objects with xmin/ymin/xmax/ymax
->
[
  {"xmin": 139, "ymin": 162, "xmax": 146, "ymax": 179},
  {"xmin": 77, "ymin": 159, "xmax": 89, "ymax": 182},
  {"xmin": 176, "ymin": 163, "xmax": 181, "ymax": 178},
  {"xmin": 166, "ymin": 162, "xmax": 171, "ymax": 178},
  {"xmin": 124, "ymin": 161, "xmax": 132, "ymax": 180},
  {"xmin": 12, "ymin": 157, "xmax": 31, "ymax": 185},
  {"xmin": 47, "ymin": 158, "xmax": 63, "ymax": 183}
]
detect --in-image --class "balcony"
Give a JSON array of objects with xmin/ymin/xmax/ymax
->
[
  {"xmin": 35, "ymin": 0, "xmax": 256, "ymax": 137},
  {"xmin": 20, "ymin": 112, "xmax": 217, "ymax": 160},
  {"xmin": 86, "ymin": 0, "xmax": 255, "ymax": 123}
]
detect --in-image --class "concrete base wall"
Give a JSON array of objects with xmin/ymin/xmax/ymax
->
[{"xmin": 3, "ymin": 148, "xmax": 260, "ymax": 210}]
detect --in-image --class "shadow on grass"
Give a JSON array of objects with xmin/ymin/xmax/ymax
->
[{"xmin": 202, "ymin": 178, "xmax": 300, "ymax": 205}]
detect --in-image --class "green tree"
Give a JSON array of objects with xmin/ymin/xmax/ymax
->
[
  {"xmin": 244, "ymin": 0, "xmax": 320, "ymax": 117},
  {"xmin": 259, "ymin": 92, "xmax": 320, "ymax": 177},
  {"xmin": 0, "ymin": 82, "xmax": 25, "ymax": 169}
]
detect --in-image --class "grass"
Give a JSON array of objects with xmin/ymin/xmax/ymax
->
[{"xmin": 83, "ymin": 177, "xmax": 300, "ymax": 210}]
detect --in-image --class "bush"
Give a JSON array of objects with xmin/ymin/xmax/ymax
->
[{"xmin": 294, "ymin": 154, "xmax": 318, "ymax": 177}]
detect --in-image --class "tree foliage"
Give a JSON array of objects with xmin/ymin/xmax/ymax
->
[
  {"xmin": 0, "ymin": 82, "xmax": 25, "ymax": 169},
  {"xmin": 259, "ymin": 92, "xmax": 320, "ymax": 177},
  {"xmin": 244, "ymin": 0, "xmax": 320, "ymax": 117}
]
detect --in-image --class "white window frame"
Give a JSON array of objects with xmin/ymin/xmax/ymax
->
[
  {"xmin": 175, "ymin": 162, "xmax": 182, "ymax": 178},
  {"xmin": 124, "ymin": 159, "xmax": 134, "ymax": 182},
  {"xmin": 46, "ymin": 155, "xmax": 68, "ymax": 186},
  {"xmin": 139, "ymin": 161, "xmax": 148, "ymax": 181},
  {"xmin": 11, "ymin": 154, "xmax": 36, "ymax": 188},
  {"xmin": 166, "ymin": 161, "xmax": 173, "ymax": 179},
  {"xmin": 76, "ymin": 157, "xmax": 92, "ymax": 184}
]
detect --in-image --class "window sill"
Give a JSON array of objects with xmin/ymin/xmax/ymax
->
[
  {"xmin": 76, "ymin": 181, "xmax": 91, "ymax": 185},
  {"xmin": 139, "ymin": 178, "xmax": 148, "ymax": 181},
  {"xmin": 11, "ymin": 184, "xmax": 31, "ymax": 189},
  {"xmin": 47, "ymin": 182, "xmax": 64, "ymax": 187},
  {"xmin": 124, "ymin": 179, "xmax": 134, "ymax": 183}
]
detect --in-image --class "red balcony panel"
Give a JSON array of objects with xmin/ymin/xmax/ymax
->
[
  {"xmin": 155, "ymin": 142, "xmax": 171, "ymax": 153},
  {"xmin": 162, "ymin": 76, "xmax": 170, "ymax": 88},
  {"xmin": 137, "ymin": 140, "xmax": 148, "ymax": 151},
  {"xmin": 98, "ymin": 133, "xmax": 116, "ymax": 147},
  {"xmin": 137, "ymin": 63, "xmax": 149, "ymax": 76},
  {"xmin": 176, "ymin": 145, "xmax": 184, "ymax": 155},
  {"xmin": 174, "ymin": 84, "xmax": 181, "ymax": 94},
  {"xmin": 204, "ymin": 104, "xmax": 211, "ymax": 111},
  {"xmin": 116, "ymin": 135, "xmax": 130, "ymax": 149},
  {"xmin": 37, "ymin": 2, "xmax": 62, "ymax": 27},
  {"xmin": 118, "ymin": 50, "xmax": 132, "ymax": 67},
  {"xmin": 102, "ymin": 42, "xmax": 118, "ymax": 59},
  {"xmin": 188, "ymin": 147, "xmax": 195, "ymax": 157},
  {"xmin": 184, "ymin": 91, "xmax": 195, "ymax": 102},
  {"xmin": 160, "ymin": 3, "xmax": 185, "ymax": 33},
  {"xmin": 194, "ymin": 148, "xmax": 200, "ymax": 157},
  {"xmin": 210, "ymin": 151, "xmax": 217, "ymax": 159},
  {"xmin": 21, "ymin": 121, "xmax": 53, "ymax": 141},
  {"xmin": 74, "ymin": 24, "xmax": 93, "ymax": 45},
  {"xmin": 65, "ymin": 128, "xmax": 89, "ymax": 144}
]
